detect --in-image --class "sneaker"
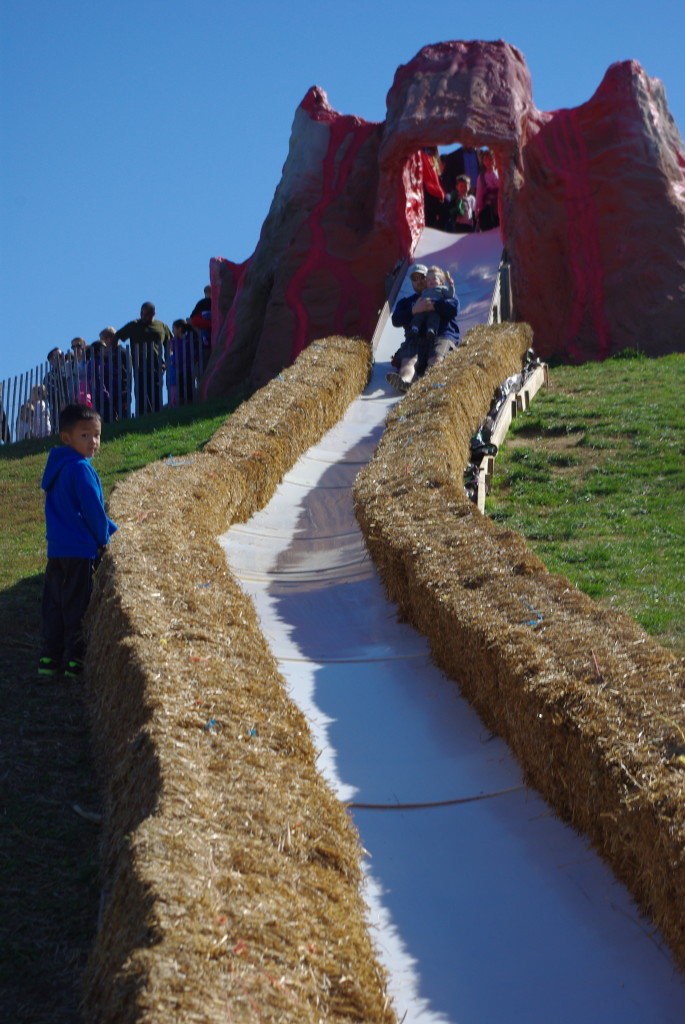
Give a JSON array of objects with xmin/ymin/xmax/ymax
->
[
  {"xmin": 426, "ymin": 328, "xmax": 437, "ymax": 341},
  {"xmin": 386, "ymin": 372, "xmax": 412, "ymax": 394},
  {"xmin": 64, "ymin": 659, "xmax": 84, "ymax": 678},
  {"xmin": 37, "ymin": 656, "xmax": 60, "ymax": 677}
]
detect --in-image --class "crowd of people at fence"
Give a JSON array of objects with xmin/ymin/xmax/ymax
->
[
  {"xmin": 5, "ymin": 147, "xmax": 499, "ymax": 443},
  {"xmin": 8, "ymin": 288, "xmax": 212, "ymax": 441},
  {"xmin": 422, "ymin": 146, "xmax": 500, "ymax": 234}
]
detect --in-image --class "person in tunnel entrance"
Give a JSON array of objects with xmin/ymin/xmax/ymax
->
[
  {"xmin": 475, "ymin": 148, "xmax": 500, "ymax": 231},
  {"xmin": 445, "ymin": 175, "xmax": 476, "ymax": 233}
]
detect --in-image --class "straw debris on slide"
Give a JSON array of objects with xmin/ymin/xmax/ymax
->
[
  {"xmin": 353, "ymin": 322, "xmax": 685, "ymax": 975},
  {"xmin": 83, "ymin": 337, "xmax": 396, "ymax": 1023}
]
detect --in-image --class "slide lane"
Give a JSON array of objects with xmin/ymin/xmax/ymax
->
[{"xmin": 220, "ymin": 230, "xmax": 685, "ymax": 1023}]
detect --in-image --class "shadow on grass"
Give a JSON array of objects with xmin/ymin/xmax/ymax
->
[
  {"xmin": 0, "ymin": 573, "xmax": 152, "ymax": 1021},
  {"xmin": 0, "ymin": 576, "xmax": 98, "ymax": 1021}
]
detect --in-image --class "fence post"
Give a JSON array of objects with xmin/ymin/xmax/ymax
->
[{"xmin": 499, "ymin": 256, "xmax": 512, "ymax": 322}]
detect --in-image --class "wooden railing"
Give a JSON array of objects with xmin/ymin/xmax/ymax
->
[{"xmin": 470, "ymin": 359, "xmax": 549, "ymax": 513}]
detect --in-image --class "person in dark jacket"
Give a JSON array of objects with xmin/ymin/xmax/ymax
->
[
  {"xmin": 44, "ymin": 348, "xmax": 70, "ymax": 426},
  {"xmin": 38, "ymin": 403, "xmax": 117, "ymax": 677},
  {"xmin": 114, "ymin": 302, "xmax": 171, "ymax": 414},
  {"xmin": 189, "ymin": 285, "xmax": 211, "ymax": 329},
  {"xmin": 188, "ymin": 285, "xmax": 212, "ymax": 367},
  {"xmin": 387, "ymin": 264, "xmax": 461, "ymax": 392},
  {"xmin": 99, "ymin": 327, "xmax": 131, "ymax": 421},
  {"xmin": 389, "ymin": 264, "xmax": 427, "ymax": 341}
]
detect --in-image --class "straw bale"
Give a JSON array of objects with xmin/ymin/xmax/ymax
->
[
  {"xmin": 83, "ymin": 336, "xmax": 396, "ymax": 1023},
  {"xmin": 354, "ymin": 322, "xmax": 685, "ymax": 974}
]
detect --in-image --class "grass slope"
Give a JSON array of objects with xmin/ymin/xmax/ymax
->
[
  {"xmin": 488, "ymin": 352, "xmax": 685, "ymax": 654},
  {"xmin": 0, "ymin": 398, "xmax": 239, "ymax": 1024}
]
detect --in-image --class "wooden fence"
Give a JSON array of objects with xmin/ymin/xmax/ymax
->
[{"xmin": 0, "ymin": 337, "xmax": 211, "ymax": 445}]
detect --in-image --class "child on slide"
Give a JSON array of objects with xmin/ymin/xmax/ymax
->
[{"xmin": 408, "ymin": 266, "xmax": 454, "ymax": 340}]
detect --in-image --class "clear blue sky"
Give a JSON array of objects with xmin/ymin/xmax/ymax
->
[{"xmin": 2, "ymin": 0, "xmax": 683, "ymax": 384}]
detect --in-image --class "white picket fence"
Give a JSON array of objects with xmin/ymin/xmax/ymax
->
[{"xmin": 0, "ymin": 338, "xmax": 211, "ymax": 445}]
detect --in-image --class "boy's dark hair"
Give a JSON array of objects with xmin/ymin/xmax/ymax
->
[
  {"xmin": 172, "ymin": 319, "xmax": 188, "ymax": 330},
  {"xmin": 59, "ymin": 404, "xmax": 102, "ymax": 431}
]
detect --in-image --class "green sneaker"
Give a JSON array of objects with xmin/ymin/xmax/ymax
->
[
  {"xmin": 38, "ymin": 656, "xmax": 60, "ymax": 677},
  {"xmin": 64, "ymin": 659, "xmax": 84, "ymax": 678}
]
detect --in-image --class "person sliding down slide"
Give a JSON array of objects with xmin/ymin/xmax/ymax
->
[{"xmin": 387, "ymin": 265, "xmax": 460, "ymax": 393}]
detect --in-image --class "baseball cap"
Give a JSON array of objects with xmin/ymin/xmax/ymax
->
[{"xmin": 410, "ymin": 264, "xmax": 428, "ymax": 277}]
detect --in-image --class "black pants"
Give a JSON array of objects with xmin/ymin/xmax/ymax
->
[{"xmin": 41, "ymin": 557, "xmax": 96, "ymax": 664}]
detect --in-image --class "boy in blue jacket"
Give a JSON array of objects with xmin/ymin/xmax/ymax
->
[{"xmin": 38, "ymin": 404, "xmax": 117, "ymax": 678}]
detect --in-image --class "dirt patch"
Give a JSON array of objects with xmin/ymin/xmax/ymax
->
[{"xmin": 503, "ymin": 432, "xmax": 599, "ymax": 479}]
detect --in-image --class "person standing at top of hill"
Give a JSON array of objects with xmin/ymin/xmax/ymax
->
[
  {"xmin": 189, "ymin": 285, "xmax": 211, "ymax": 329},
  {"xmin": 66, "ymin": 337, "xmax": 92, "ymax": 406},
  {"xmin": 98, "ymin": 327, "xmax": 131, "ymax": 421},
  {"xmin": 44, "ymin": 348, "xmax": 69, "ymax": 425},
  {"xmin": 188, "ymin": 285, "xmax": 212, "ymax": 361},
  {"xmin": 114, "ymin": 302, "xmax": 171, "ymax": 415}
]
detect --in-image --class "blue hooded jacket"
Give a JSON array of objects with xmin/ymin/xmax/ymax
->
[{"xmin": 42, "ymin": 446, "xmax": 118, "ymax": 558}]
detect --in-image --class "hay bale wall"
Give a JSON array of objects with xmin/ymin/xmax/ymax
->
[
  {"xmin": 84, "ymin": 337, "xmax": 396, "ymax": 1023},
  {"xmin": 354, "ymin": 322, "xmax": 685, "ymax": 974}
]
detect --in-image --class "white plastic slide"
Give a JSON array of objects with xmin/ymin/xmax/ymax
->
[{"xmin": 220, "ymin": 230, "xmax": 685, "ymax": 1023}]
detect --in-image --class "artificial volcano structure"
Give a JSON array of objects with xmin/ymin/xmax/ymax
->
[{"xmin": 203, "ymin": 38, "xmax": 685, "ymax": 399}]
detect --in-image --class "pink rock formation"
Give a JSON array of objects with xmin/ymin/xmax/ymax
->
[
  {"xmin": 512, "ymin": 61, "xmax": 685, "ymax": 361},
  {"xmin": 203, "ymin": 41, "xmax": 685, "ymax": 398},
  {"xmin": 205, "ymin": 89, "xmax": 399, "ymax": 396}
]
